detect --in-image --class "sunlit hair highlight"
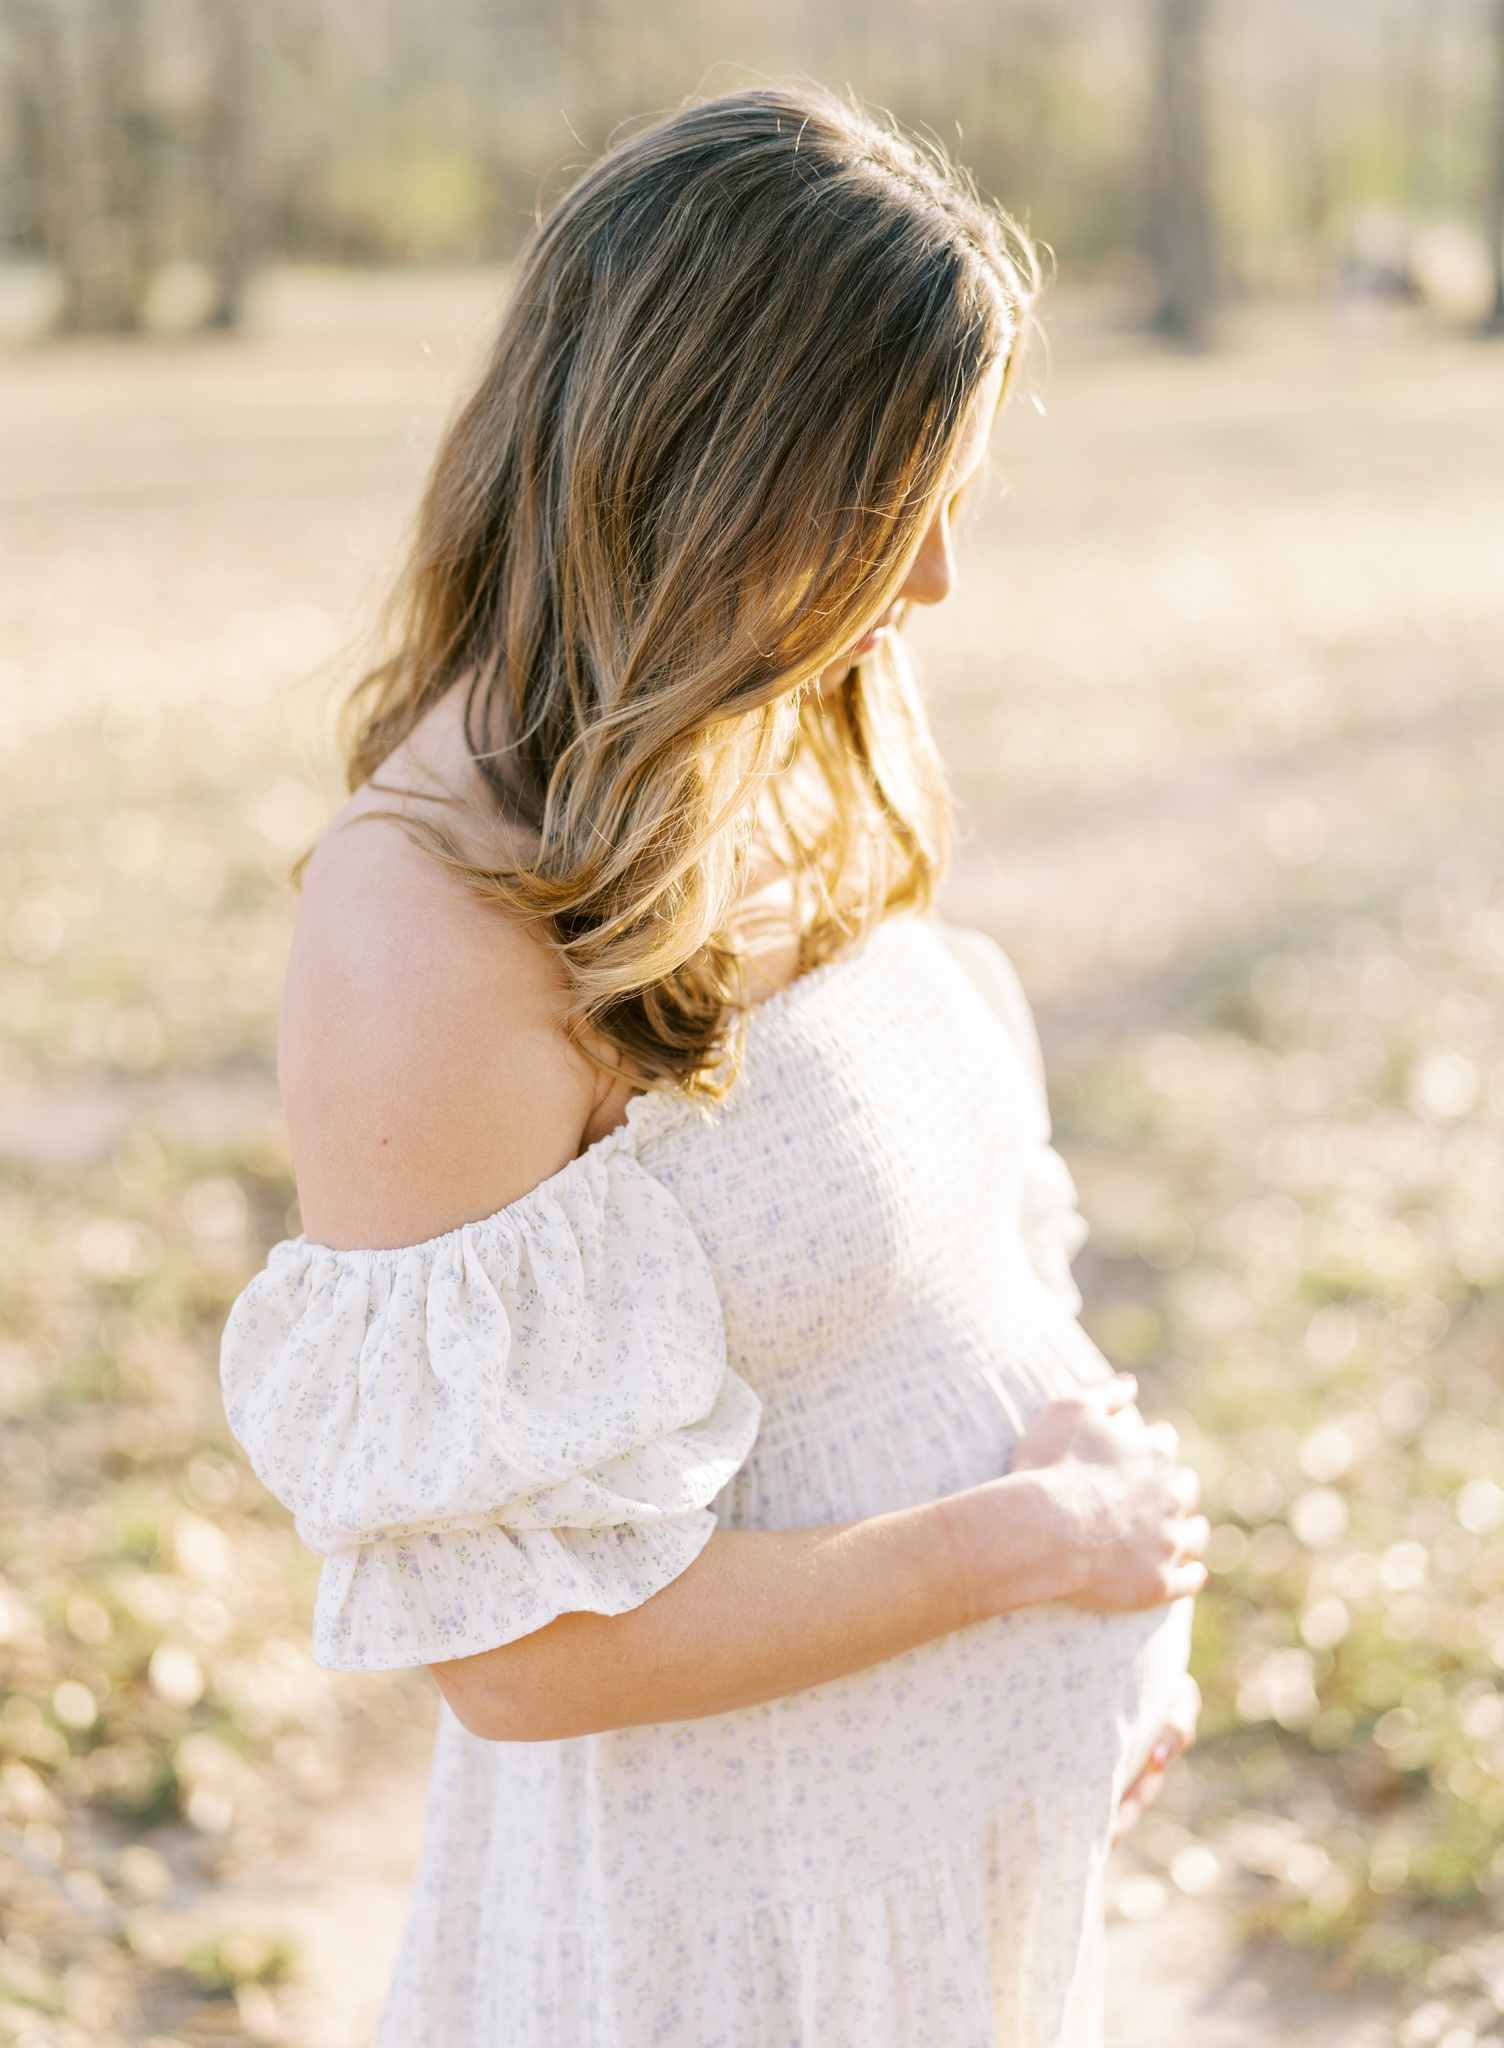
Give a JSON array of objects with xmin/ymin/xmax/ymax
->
[{"xmin": 345, "ymin": 85, "xmax": 1038, "ymax": 1095}]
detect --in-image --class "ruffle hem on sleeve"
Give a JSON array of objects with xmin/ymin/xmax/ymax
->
[{"xmin": 220, "ymin": 1119, "xmax": 760, "ymax": 1671}]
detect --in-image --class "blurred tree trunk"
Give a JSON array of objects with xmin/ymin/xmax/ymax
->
[
  {"xmin": 1486, "ymin": 0, "xmax": 1504, "ymax": 334},
  {"xmin": 10, "ymin": 0, "xmax": 152, "ymax": 332},
  {"xmin": 203, "ymin": 0, "xmax": 252, "ymax": 328},
  {"xmin": 7, "ymin": 1, "xmax": 75, "ymax": 292},
  {"xmin": 1145, "ymin": 0, "xmax": 1219, "ymax": 348},
  {"xmin": 87, "ymin": 0, "xmax": 152, "ymax": 331}
]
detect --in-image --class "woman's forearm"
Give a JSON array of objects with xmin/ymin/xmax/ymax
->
[
  {"xmin": 430, "ymin": 1379, "xmax": 1208, "ymax": 1743},
  {"xmin": 430, "ymin": 1472, "xmax": 1067, "ymax": 1742}
]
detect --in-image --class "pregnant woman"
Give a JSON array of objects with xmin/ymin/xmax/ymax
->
[{"xmin": 222, "ymin": 86, "xmax": 1207, "ymax": 2047}]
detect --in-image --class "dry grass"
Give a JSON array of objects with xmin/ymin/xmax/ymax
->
[{"xmin": 0, "ymin": 272, "xmax": 1502, "ymax": 2044}]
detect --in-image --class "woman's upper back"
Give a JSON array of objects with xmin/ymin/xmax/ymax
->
[
  {"xmin": 281, "ymin": 684, "xmax": 807, "ymax": 1252},
  {"xmin": 280, "ymin": 691, "xmax": 616, "ymax": 1251}
]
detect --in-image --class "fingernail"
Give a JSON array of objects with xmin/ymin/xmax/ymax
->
[{"xmin": 1151, "ymin": 1739, "xmax": 1172, "ymax": 1767}]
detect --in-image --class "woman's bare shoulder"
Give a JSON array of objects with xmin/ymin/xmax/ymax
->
[{"xmin": 279, "ymin": 761, "xmax": 599, "ymax": 1254}]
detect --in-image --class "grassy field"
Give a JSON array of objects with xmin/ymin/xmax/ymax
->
[{"xmin": 1, "ymin": 271, "xmax": 1503, "ymax": 2046}]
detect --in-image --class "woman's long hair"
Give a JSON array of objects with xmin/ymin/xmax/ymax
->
[{"xmin": 345, "ymin": 86, "xmax": 1038, "ymax": 1095}]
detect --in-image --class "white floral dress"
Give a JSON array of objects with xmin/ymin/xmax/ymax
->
[{"xmin": 222, "ymin": 917, "xmax": 1191, "ymax": 2047}]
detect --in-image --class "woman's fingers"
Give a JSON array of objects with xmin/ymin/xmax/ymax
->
[
  {"xmin": 1112, "ymin": 1681, "xmax": 1203, "ymax": 1843},
  {"xmin": 1167, "ymin": 1673, "xmax": 1202, "ymax": 1742},
  {"xmin": 1113, "ymin": 1748, "xmax": 1170, "ymax": 1839},
  {"xmin": 1091, "ymin": 1372, "xmax": 1139, "ymax": 1416},
  {"xmin": 1167, "ymin": 1559, "xmax": 1208, "ymax": 1598},
  {"xmin": 1154, "ymin": 1676, "xmax": 1201, "ymax": 1762},
  {"xmin": 1172, "ymin": 1466, "xmax": 1202, "ymax": 1513},
  {"xmin": 1159, "ymin": 1504, "xmax": 1208, "ymax": 1599},
  {"xmin": 1112, "ymin": 1772, "xmax": 1160, "ymax": 1841}
]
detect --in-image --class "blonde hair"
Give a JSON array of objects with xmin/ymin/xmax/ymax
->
[{"xmin": 346, "ymin": 85, "xmax": 1037, "ymax": 1095}]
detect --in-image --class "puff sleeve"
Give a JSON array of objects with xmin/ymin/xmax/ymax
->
[
  {"xmin": 220, "ymin": 1129, "xmax": 761, "ymax": 1672},
  {"xmin": 936, "ymin": 922, "xmax": 1089, "ymax": 1313}
]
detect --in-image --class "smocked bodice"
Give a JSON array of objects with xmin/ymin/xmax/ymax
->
[{"xmin": 632, "ymin": 917, "xmax": 1105, "ymax": 1527}]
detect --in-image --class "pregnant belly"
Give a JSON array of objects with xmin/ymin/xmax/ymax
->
[
  {"xmin": 749, "ymin": 1595, "xmax": 1197, "ymax": 1856},
  {"xmin": 464, "ymin": 1593, "xmax": 1196, "ymax": 1941}
]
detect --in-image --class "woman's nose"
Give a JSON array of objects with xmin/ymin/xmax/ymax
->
[{"xmin": 897, "ymin": 504, "xmax": 957, "ymax": 609}]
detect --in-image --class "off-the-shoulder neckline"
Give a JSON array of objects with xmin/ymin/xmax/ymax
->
[{"xmin": 287, "ymin": 918, "xmax": 919, "ymax": 1264}]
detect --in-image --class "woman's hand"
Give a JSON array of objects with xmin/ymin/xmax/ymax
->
[
  {"xmin": 1112, "ymin": 1674, "xmax": 1202, "ymax": 1842},
  {"xmin": 1008, "ymin": 1374, "xmax": 1209, "ymax": 1613}
]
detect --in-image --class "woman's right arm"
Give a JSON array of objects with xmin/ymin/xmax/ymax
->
[
  {"xmin": 432, "ymin": 1377, "xmax": 1206, "ymax": 1742},
  {"xmin": 279, "ymin": 806, "xmax": 1207, "ymax": 1743}
]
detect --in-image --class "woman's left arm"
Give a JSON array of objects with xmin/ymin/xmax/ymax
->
[{"xmin": 1112, "ymin": 1673, "xmax": 1202, "ymax": 1842}]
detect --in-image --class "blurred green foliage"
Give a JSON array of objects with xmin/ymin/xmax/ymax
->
[
  {"xmin": 1065, "ymin": 853, "xmax": 1504, "ymax": 1972},
  {"xmin": 0, "ymin": 563, "xmax": 428, "ymax": 2036}
]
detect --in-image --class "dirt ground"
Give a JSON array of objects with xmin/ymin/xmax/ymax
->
[{"xmin": 2, "ymin": 268, "xmax": 1503, "ymax": 2044}]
